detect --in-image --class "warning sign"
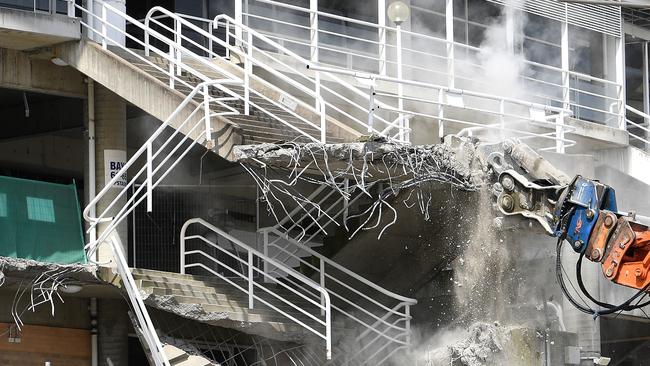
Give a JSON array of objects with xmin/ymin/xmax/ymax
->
[{"xmin": 104, "ymin": 149, "xmax": 127, "ymax": 188}]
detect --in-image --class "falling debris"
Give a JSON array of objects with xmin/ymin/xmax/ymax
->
[{"xmin": 235, "ymin": 136, "xmax": 483, "ymax": 239}]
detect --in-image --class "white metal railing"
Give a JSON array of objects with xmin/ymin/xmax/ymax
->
[
  {"xmin": 309, "ymin": 64, "xmax": 577, "ymax": 153},
  {"xmin": 260, "ymin": 227, "xmax": 416, "ymax": 366},
  {"xmin": 625, "ymin": 104, "xmax": 650, "ymax": 151},
  {"xmin": 242, "ymin": 0, "xmax": 624, "ymax": 130},
  {"xmin": 80, "ymin": 80, "xmax": 238, "ymax": 366},
  {"xmin": 251, "ymin": 179, "xmax": 416, "ymax": 365},
  {"xmin": 142, "ymin": 7, "xmax": 335, "ymax": 144},
  {"xmin": 180, "ymin": 218, "xmax": 332, "ymax": 360},
  {"xmin": 140, "ymin": 7, "xmax": 408, "ymax": 143},
  {"xmin": 0, "ymin": 0, "xmax": 73, "ymax": 15},
  {"xmin": 204, "ymin": 13, "xmax": 409, "ymax": 142}
]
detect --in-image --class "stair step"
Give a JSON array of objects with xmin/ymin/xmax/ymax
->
[
  {"xmin": 144, "ymin": 286, "xmax": 317, "ymax": 309},
  {"xmin": 175, "ymin": 355, "xmax": 212, "ymax": 366},
  {"xmin": 164, "ymin": 344, "xmax": 188, "ymax": 363}
]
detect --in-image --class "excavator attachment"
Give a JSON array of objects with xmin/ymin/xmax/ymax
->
[{"xmin": 477, "ymin": 139, "xmax": 650, "ymax": 305}]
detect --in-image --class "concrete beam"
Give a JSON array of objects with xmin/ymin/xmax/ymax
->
[
  {"xmin": 53, "ymin": 40, "xmax": 243, "ymax": 160},
  {"xmin": 0, "ymin": 7, "xmax": 80, "ymax": 50},
  {"xmin": 0, "ymin": 47, "xmax": 86, "ymax": 98}
]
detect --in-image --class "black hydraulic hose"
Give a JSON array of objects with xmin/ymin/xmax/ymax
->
[{"xmin": 556, "ymin": 238, "xmax": 596, "ymax": 315}]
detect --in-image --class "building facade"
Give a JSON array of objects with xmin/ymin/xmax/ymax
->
[{"xmin": 0, "ymin": 0, "xmax": 649, "ymax": 365}]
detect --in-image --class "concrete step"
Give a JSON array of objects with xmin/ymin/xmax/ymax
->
[
  {"xmin": 143, "ymin": 285, "xmax": 318, "ymax": 310},
  {"xmin": 164, "ymin": 344, "xmax": 188, "ymax": 364},
  {"xmin": 122, "ymin": 49, "xmax": 347, "ymax": 145},
  {"xmin": 133, "ymin": 271, "xmax": 321, "ymax": 307}
]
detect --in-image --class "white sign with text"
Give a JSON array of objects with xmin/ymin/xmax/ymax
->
[{"xmin": 104, "ymin": 149, "xmax": 127, "ymax": 188}]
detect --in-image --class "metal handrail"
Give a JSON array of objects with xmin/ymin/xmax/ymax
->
[
  {"xmin": 308, "ymin": 64, "xmax": 576, "ymax": 151},
  {"xmin": 249, "ymin": 0, "xmax": 621, "ymax": 89},
  {"xmin": 180, "ymin": 218, "xmax": 332, "ymax": 359},
  {"xmin": 262, "ymin": 227, "xmax": 414, "ymax": 363},
  {"xmin": 245, "ymin": 0, "xmax": 623, "ymax": 127},
  {"xmin": 209, "ymin": 14, "xmax": 408, "ymax": 141},
  {"xmin": 82, "ymin": 80, "xmax": 237, "ymax": 232},
  {"xmin": 142, "ymin": 7, "xmax": 328, "ymax": 143},
  {"xmin": 265, "ymin": 227, "xmax": 416, "ymax": 306},
  {"xmin": 625, "ymin": 104, "xmax": 650, "ymax": 146}
]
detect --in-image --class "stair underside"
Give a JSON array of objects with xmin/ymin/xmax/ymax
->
[{"xmin": 105, "ymin": 268, "xmax": 330, "ymax": 344}]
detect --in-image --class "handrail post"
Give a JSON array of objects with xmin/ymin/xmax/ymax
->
[
  {"xmin": 395, "ymin": 24, "xmax": 404, "ymax": 142},
  {"xmin": 556, "ymin": 111, "xmax": 566, "ymax": 154},
  {"xmin": 168, "ymin": 41, "xmax": 175, "ymax": 89},
  {"xmin": 326, "ymin": 300, "xmax": 332, "ymax": 360},
  {"xmin": 146, "ymin": 142, "xmax": 153, "ymax": 213},
  {"xmin": 320, "ymin": 259, "xmax": 326, "ymax": 316},
  {"xmin": 66, "ymin": 0, "xmax": 74, "ymax": 17},
  {"xmin": 561, "ymin": 17, "xmax": 570, "ymax": 117},
  {"xmin": 144, "ymin": 14, "xmax": 150, "ymax": 56},
  {"xmin": 101, "ymin": 4, "xmax": 107, "ymax": 49},
  {"xmin": 208, "ymin": 22, "xmax": 213, "ymax": 58},
  {"xmin": 175, "ymin": 17, "xmax": 182, "ymax": 76},
  {"xmin": 378, "ymin": 0, "xmax": 386, "ymax": 75},
  {"xmin": 180, "ymin": 228, "xmax": 186, "ymax": 274},
  {"xmin": 235, "ymin": 0, "xmax": 243, "ymax": 46},
  {"xmin": 203, "ymin": 84, "xmax": 212, "ymax": 146},
  {"xmin": 368, "ymin": 79, "xmax": 375, "ymax": 134},
  {"xmin": 248, "ymin": 251, "xmax": 254, "ymax": 309},
  {"xmin": 320, "ymin": 102, "xmax": 326, "ymax": 143},
  {"xmin": 445, "ymin": 0, "xmax": 454, "ymax": 88},
  {"xmin": 437, "ymin": 90, "xmax": 445, "ymax": 140},
  {"xmin": 310, "ymin": 0, "xmax": 320, "ymax": 111},
  {"xmin": 262, "ymin": 229, "xmax": 269, "ymax": 280},
  {"xmin": 225, "ymin": 21, "xmax": 231, "ymax": 60},
  {"xmin": 405, "ymin": 305, "xmax": 411, "ymax": 347},
  {"xmin": 244, "ymin": 30, "xmax": 252, "ymax": 115}
]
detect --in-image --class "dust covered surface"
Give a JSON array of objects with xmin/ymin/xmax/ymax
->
[{"xmin": 0, "ymin": 256, "xmax": 98, "ymax": 285}]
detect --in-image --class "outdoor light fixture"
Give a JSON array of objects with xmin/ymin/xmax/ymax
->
[
  {"xmin": 387, "ymin": 1, "xmax": 410, "ymax": 25},
  {"xmin": 60, "ymin": 284, "xmax": 83, "ymax": 294},
  {"xmin": 50, "ymin": 57, "xmax": 69, "ymax": 66}
]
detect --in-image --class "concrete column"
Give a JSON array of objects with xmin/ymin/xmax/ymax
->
[
  {"xmin": 94, "ymin": 83, "xmax": 127, "ymax": 263},
  {"xmin": 98, "ymin": 299, "xmax": 129, "ymax": 366}
]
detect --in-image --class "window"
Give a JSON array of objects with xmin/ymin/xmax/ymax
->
[
  {"xmin": 0, "ymin": 193, "xmax": 6, "ymax": 217},
  {"xmin": 26, "ymin": 197, "xmax": 55, "ymax": 223}
]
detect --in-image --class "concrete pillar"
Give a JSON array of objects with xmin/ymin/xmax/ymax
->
[
  {"xmin": 98, "ymin": 299, "xmax": 129, "ymax": 366},
  {"xmin": 94, "ymin": 83, "xmax": 127, "ymax": 263}
]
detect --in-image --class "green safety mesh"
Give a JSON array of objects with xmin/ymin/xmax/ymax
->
[{"xmin": 0, "ymin": 176, "xmax": 86, "ymax": 264}]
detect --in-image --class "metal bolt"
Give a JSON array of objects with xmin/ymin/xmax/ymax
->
[
  {"xmin": 501, "ymin": 176, "xmax": 515, "ymax": 192},
  {"xmin": 604, "ymin": 215, "xmax": 614, "ymax": 228},
  {"xmin": 635, "ymin": 268, "xmax": 643, "ymax": 277},
  {"xmin": 502, "ymin": 140, "xmax": 514, "ymax": 154},
  {"xmin": 586, "ymin": 209, "xmax": 595, "ymax": 220},
  {"xmin": 606, "ymin": 267, "xmax": 614, "ymax": 277},
  {"xmin": 591, "ymin": 249, "xmax": 602, "ymax": 262},
  {"xmin": 493, "ymin": 217, "xmax": 504, "ymax": 229},
  {"xmin": 500, "ymin": 195, "xmax": 514, "ymax": 212},
  {"xmin": 573, "ymin": 240, "xmax": 584, "ymax": 251}
]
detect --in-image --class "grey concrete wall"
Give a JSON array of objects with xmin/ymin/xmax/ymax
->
[
  {"xmin": 0, "ymin": 48, "xmax": 86, "ymax": 97},
  {"xmin": 0, "ymin": 7, "xmax": 79, "ymax": 50},
  {"xmin": 94, "ymin": 84, "xmax": 128, "ymax": 262}
]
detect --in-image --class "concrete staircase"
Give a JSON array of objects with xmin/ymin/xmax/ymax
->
[
  {"xmin": 163, "ymin": 344, "xmax": 215, "ymax": 366},
  {"xmin": 113, "ymin": 47, "xmax": 346, "ymax": 145},
  {"xmin": 52, "ymin": 40, "xmax": 348, "ymax": 161},
  {"xmin": 116, "ymin": 268, "xmax": 332, "ymax": 344}
]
